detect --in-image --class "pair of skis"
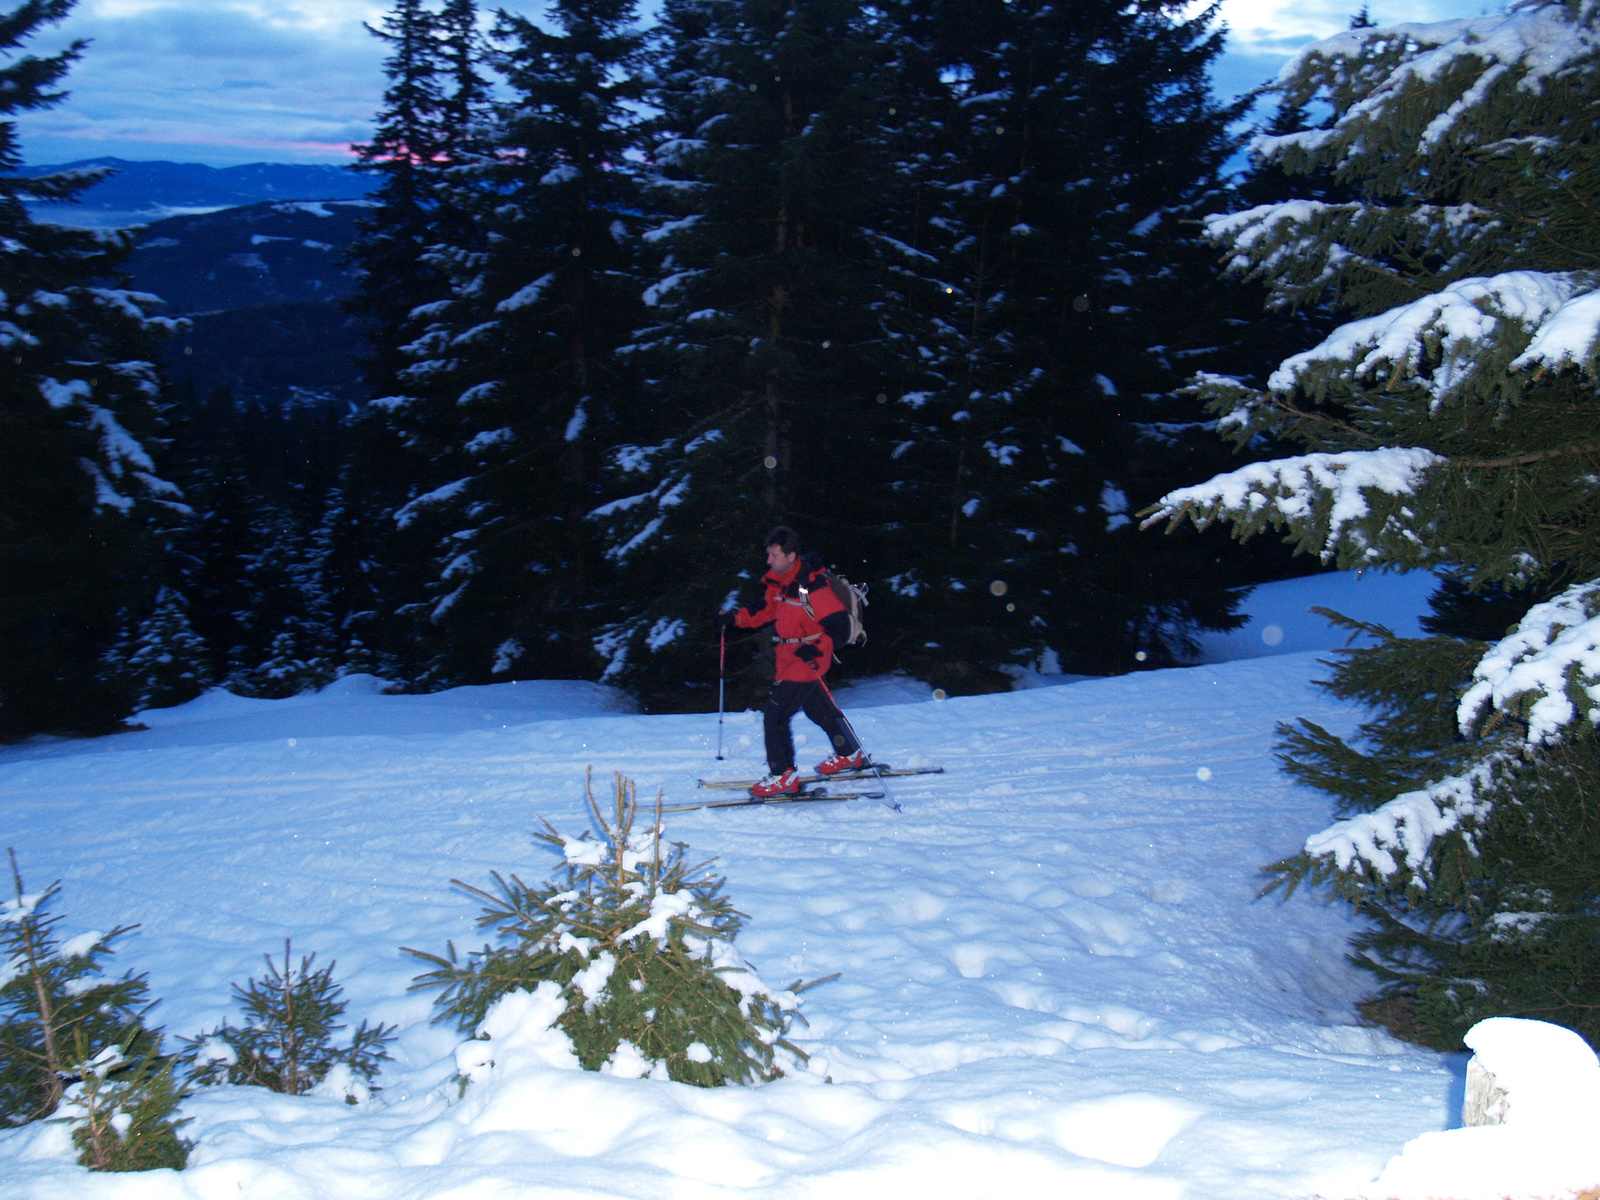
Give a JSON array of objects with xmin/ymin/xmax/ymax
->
[
  {"xmin": 658, "ymin": 786, "xmax": 876, "ymax": 813},
  {"xmin": 657, "ymin": 763, "xmax": 944, "ymax": 814}
]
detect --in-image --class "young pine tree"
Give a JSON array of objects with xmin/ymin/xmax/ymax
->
[
  {"xmin": 1145, "ymin": 0, "xmax": 1600, "ymax": 1048},
  {"xmin": 0, "ymin": 854, "xmax": 157, "ymax": 1123},
  {"xmin": 407, "ymin": 772, "xmax": 808, "ymax": 1085},
  {"xmin": 0, "ymin": 852, "xmax": 188, "ymax": 1171},
  {"xmin": 181, "ymin": 941, "xmax": 396, "ymax": 1100},
  {"xmin": 60, "ymin": 1042, "xmax": 192, "ymax": 1172}
]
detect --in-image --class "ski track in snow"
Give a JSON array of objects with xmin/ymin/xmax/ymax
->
[{"xmin": 0, "ymin": 649, "xmax": 1461, "ymax": 1199}]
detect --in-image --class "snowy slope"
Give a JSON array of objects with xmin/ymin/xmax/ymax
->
[{"xmin": 0, "ymin": 573, "xmax": 1474, "ymax": 1199}]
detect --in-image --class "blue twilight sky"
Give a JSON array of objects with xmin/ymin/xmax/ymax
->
[{"xmin": 13, "ymin": 0, "xmax": 1504, "ymax": 168}]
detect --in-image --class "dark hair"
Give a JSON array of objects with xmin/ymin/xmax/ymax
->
[{"xmin": 764, "ymin": 525, "xmax": 801, "ymax": 555}]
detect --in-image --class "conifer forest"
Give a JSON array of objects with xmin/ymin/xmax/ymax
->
[{"xmin": 5, "ymin": 0, "xmax": 1316, "ymax": 738}]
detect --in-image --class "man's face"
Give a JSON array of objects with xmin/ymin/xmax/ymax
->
[{"xmin": 766, "ymin": 543, "xmax": 799, "ymax": 574}]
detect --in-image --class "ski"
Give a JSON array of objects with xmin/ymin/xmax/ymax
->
[
  {"xmin": 696, "ymin": 764, "xmax": 944, "ymax": 790},
  {"xmin": 660, "ymin": 787, "xmax": 885, "ymax": 814}
]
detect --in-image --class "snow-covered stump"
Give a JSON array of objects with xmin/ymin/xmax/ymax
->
[
  {"xmin": 1461, "ymin": 1055, "xmax": 1509, "ymax": 1127},
  {"xmin": 1363, "ymin": 1018, "xmax": 1600, "ymax": 1199},
  {"xmin": 1460, "ymin": 1017, "xmax": 1600, "ymax": 1128}
]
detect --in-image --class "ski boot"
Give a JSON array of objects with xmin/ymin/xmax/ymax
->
[
  {"xmin": 749, "ymin": 768, "xmax": 800, "ymax": 800},
  {"xmin": 816, "ymin": 751, "xmax": 867, "ymax": 776}
]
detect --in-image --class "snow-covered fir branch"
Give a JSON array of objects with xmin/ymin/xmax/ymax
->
[
  {"xmin": 1142, "ymin": 447, "xmax": 1443, "ymax": 565},
  {"xmin": 1302, "ymin": 757, "xmax": 1499, "ymax": 886},
  {"xmin": 1460, "ymin": 578, "xmax": 1600, "ymax": 743}
]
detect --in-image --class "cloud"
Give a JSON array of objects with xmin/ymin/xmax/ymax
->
[
  {"xmin": 17, "ymin": 2, "xmax": 395, "ymax": 164},
  {"xmin": 1213, "ymin": 0, "xmax": 1505, "ymax": 61},
  {"xmin": 14, "ymin": 0, "xmax": 1506, "ymax": 167}
]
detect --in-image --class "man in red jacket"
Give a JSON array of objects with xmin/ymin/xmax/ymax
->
[{"xmin": 719, "ymin": 525, "xmax": 864, "ymax": 798}]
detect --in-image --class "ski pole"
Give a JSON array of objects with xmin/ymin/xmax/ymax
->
[
  {"xmin": 715, "ymin": 626, "xmax": 727, "ymax": 761},
  {"xmin": 816, "ymin": 674, "xmax": 899, "ymax": 811}
]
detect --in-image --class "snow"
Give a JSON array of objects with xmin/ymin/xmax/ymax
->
[
  {"xmin": 1146, "ymin": 449, "xmax": 1444, "ymax": 563},
  {"xmin": 1, "ymin": 572, "xmax": 1588, "ymax": 1199},
  {"xmin": 1459, "ymin": 579, "xmax": 1600, "ymax": 743},
  {"xmin": 1267, "ymin": 3, "xmax": 1597, "ymax": 154},
  {"xmin": 1194, "ymin": 569, "xmax": 1436, "ymax": 663},
  {"xmin": 393, "ymin": 478, "xmax": 470, "ymax": 529},
  {"xmin": 1303, "ymin": 759, "xmax": 1497, "ymax": 881},
  {"xmin": 1363, "ymin": 1017, "xmax": 1600, "ymax": 1200},
  {"xmin": 496, "ymin": 273, "xmax": 556, "ymax": 312},
  {"xmin": 38, "ymin": 377, "xmax": 92, "ymax": 409},
  {"xmin": 1266, "ymin": 271, "xmax": 1592, "ymax": 406}
]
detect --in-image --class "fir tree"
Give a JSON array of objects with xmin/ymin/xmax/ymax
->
[
  {"xmin": 61, "ymin": 1042, "xmax": 191, "ymax": 1172},
  {"xmin": 388, "ymin": 0, "xmax": 653, "ymax": 686},
  {"xmin": 877, "ymin": 0, "xmax": 1248, "ymax": 684},
  {"xmin": 181, "ymin": 941, "xmax": 396, "ymax": 1100},
  {"xmin": 0, "ymin": 0, "xmax": 186, "ymax": 737},
  {"xmin": 1144, "ymin": 0, "xmax": 1600, "ymax": 1048},
  {"xmin": 346, "ymin": 0, "xmax": 494, "ymax": 684},
  {"xmin": 111, "ymin": 586, "xmax": 213, "ymax": 712},
  {"xmin": 593, "ymin": 0, "xmax": 934, "ymax": 709},
  {"xmin": 349, "ymin": 0, "xmax": 490, "ymax": 402},
  {"xmin": 407, "ymin": 772, "xmax": 809, "ymax": 1085},
  {"xmin": 0, "ymin": 852, "xmax": 163, "ymax": 1126}
]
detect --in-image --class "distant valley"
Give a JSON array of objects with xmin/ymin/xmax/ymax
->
[
  {"xmin": 16, "ymin": 159, "xmax": 381, "ymax": 409},
  {"xmin": 123, "ymin": 199, "xmax": 374, "ymax": 410}
]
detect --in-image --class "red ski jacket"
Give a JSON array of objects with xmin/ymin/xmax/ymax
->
[{"xmin": 734, "ymin": 554, "xmax": 847, "ymax": 682}]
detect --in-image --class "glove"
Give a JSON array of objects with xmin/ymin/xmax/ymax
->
[
  {"xmin": 717, "ymin": 610, "xmax": 740, "ymax": 631},
  {"xmin": 795, "ymin": 642, "xmax": 822, "ymax": 664}
]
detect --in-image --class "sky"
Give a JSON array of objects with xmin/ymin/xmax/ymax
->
[{"xmin": 12, "ymin": 0, "xmax": 1504, "ymax": 169}]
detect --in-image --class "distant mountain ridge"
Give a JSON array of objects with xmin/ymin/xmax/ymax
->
[{"xmin": 18, "ymin": 157, "xmax": 375, "ymax": 228}]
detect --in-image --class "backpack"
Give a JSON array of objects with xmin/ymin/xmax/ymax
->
[{"xmin": 799, "ymin": 568, "xmax": 868, "ymax": 648}]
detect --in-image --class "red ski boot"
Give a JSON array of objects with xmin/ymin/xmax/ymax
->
[
  {"xmin": 816, "ymin": 751, "xmax": 867, "ymax": 776},
  {"xmin": 749, "ymin": 768, "xmax": 800, "ymax": 799}
]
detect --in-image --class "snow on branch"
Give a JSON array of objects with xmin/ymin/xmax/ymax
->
[
  {"xmin": 1459, "ymin": 579, "xmax": 1600, "ymax": 743},
  {"xmin": 394, "ymin": 478, "xmax": 470, "ymax": 528},
  {"xmin": 1302, "ymin": 758, "xmax": 1498, "ymax": 884},
  {"xmin": 1264, "ymin": 1, "xmax": 1598, "ymax": 158},
  {"xmin": 1141, "ymin": 447, "xmax": 1443, "ymax": 563},
  {"xmin": 1269, "ymin": 272, "xmax": 1595, "ymax": 407},
  {"xmin": 1511, "ymin": 289, "xmax": 1600, "ymax": 374}
]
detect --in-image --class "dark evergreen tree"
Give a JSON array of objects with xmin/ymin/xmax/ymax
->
[
  {"xmin": 111, "ymin": 586, "xmax": 213, "ymax": 712},
  {"xmin": 1145, "ymin": 0, "xmax": 1600, "ymax": 1049},
  {"xmin": 346, "ymin": 0, "xmax": 494, "ymax": 683},
  {"xmin": 0, "ymin": 0, "xmax": 185, "ymax": 737},
  {"xmin": 593, "ymin": 0, "xmax": 946, "ymax": 709},
  {"xmin": 596, "ymin": 0, "xmax": 1249, "ymax": 708},
  {"xmin": 386, "ymin": 0, "xmax": 652, "ymax": 685},
  {"xmin": 873, "ymin": 0, "xmax": 1248, "ymax": 684},
  {"xmin": 350, "ymin": 0, "xmax": 461, "ymax": 402}
]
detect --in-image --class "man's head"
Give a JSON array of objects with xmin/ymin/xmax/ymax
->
[{"xmin": 765, "ymin": 525, "xmax": 801, "ymax": 574}]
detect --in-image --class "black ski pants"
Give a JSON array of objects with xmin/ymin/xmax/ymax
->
[{"xmin": 764, "ymin": 679, "xmax": 859, "ymax": 773}]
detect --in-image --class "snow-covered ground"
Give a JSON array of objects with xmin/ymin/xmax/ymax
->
[{"xmin": 0, "ymin": 570, "xmax": 1541, "ymax": 1199}]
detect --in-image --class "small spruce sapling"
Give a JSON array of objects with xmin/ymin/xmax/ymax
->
[
  {"xmin": 407, "ymin": 770, "xmax": 819, "ymax": 1086},
  {"xmin": 0, "ymin": 850, "xmax": 162, "ymax": 1126},
  {"xmin": 181, "ymin": 940, "xmax": 396, "ymax": 1100},
  {"xmin": 0, "ymin": 851, "xmax": 189, "ymax": 1170},
  {"xmin": 59, "ymin": 1040, "xmax": 192, "ymax": 1172}
]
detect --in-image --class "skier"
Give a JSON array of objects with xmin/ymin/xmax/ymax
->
[{"xmin": 718, "ymin": 526, "xmax": 864, "ymax": 798}]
